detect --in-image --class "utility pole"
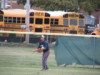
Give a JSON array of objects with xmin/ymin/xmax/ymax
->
[
  {"xmin": 99, "ymin": 15, "xmax": 100, "ymax": 27},
  {"xmin": 98, "ymin": 16, "xmax": 100, "ymax": 27},
  {"xmin": 1, "ymin": 0, "xmax": 5, "ymax": 9},
  {"xmin": 1, "ymin": 0, "xmax": 8, "ymax": 9},
  {"xmin": 25, "ymin": 0, "xmax": 30, "ymax": 43}
]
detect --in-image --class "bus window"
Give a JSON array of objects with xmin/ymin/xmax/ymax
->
[
  {"xmin": 70, "ymin": 19, "xmax": 77, "ymax": 25},
  {"xmin": 4, "ymin": 17, "xmax": 7, "ymax": 22},
  {"xmin": 79, "ymin": 20, "xmax": 84, "ymax": 26},
  {"xmin": 63, "ymin": 19, "xmax": 68, "ymax": 25},
  {"xmin": 35, "ymin": 28, "xmax": 42, "ymax": 32},
  {"xmin": 8, "ymin": 17, "xmax": 12, "ymax": 23},
  {"xmin": 63, "ymin": 14, "xmax": 68, "ymax": 18},
  {"xmin": 44, "ymin": 18, "xmax": 49, "ymax": 24},
  {"xmin": 22, "ymin": 17, "xmax": 25, "ymax": 23},
  {"xmin": 13, "ymin": 17, "xmax": 16, "ymax": 23},
  {"xmin": 45, "ymin": 13, "xmax": 50, "ymax": 17},
  {"xmin": 35, "ymin": 18, "xmax": 43, "ymax": 24},
  {"xmin": 51, "ymin": 19, "xmax": 54, "ymax": 24},
  {"xmin": 79, "ymin": 14, "xmax": 84, "ymax": 19},
  {"xmin": 30, "ymin": 12, "xmax": 34, "ymax": 16},
  {"xmin": 0, "ymin": 15, "xmax": 3, "ymax": 21},
  {"xmin": 55, "ymin": 19, "xmax": 58, "ymax": 24},
  {"xmin": 17, "ymin": 17, "xmax": 21, "ymax": 23},
  {"xmin": 30, "ymin": 18, "xmax": 34, "ymax": 24},
  {"xmin": 50, "ymin": 19, "xmax": 58, "ymax": 25}
]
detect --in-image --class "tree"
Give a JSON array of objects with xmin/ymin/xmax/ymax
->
[{"xmin": 17, "ymin": 0, "xmax": 100, "ymax": 14}]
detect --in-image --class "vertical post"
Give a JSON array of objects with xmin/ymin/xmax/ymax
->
[
  {"xmin": 99, "ymin": 15, "xmax": 100, "ymax": 28},
  {"xmin": 5, "ymin": 0, "xmax": 8, "ymax": 9},
  {"xmin": 1, "ymin": 0, "xmax": 8, "ymax": 9},
  {"xmin": 46, "ymin": 35, "xmax": 49, "ymax": 42},
  {"xmin": 93, "ymin": 37, "xmax": 96, "ymax": 69},
  {"xmin": 1, "ymin": 0, "xmax": 5, "ymax": 9},
  {"xmin": 25, "ymin": 0, "xmax": 30, "ymax": 43}
]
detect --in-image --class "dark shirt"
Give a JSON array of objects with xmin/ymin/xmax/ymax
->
[{"xmin": 38, "ymin": 41, "xmax": 49, "ymax": 52}]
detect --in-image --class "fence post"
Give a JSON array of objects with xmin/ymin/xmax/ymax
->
[{"xmin": 93, "ymin": 37, "xmax": 96, "ymax": 69}]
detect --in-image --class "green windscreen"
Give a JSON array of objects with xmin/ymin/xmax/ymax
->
[{"xmin": 54, "ymin": 36, "xmax": 100, "ymax": 66}]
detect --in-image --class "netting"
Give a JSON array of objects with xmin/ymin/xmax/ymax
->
[{"xmin": 0, "ymin": 31, "xmax": 100, "ymax": 75}]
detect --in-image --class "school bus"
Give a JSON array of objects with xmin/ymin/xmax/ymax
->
[
  {"xmin": 2, "ymin": 9, "xmax": 51, "ymax": 37},
  {"xmin": 2, "ymin": 9, "xmax": 26, "ymax": 38},
  {"xmin": 2, "ymin": 9, "xmax": 85, "ymax": 35},
  {"xmin": 49, "ymin": 11, "xmax": 66, "ymax": 33},
  {"xmin": 63, "ymin": 13, "xmax": 85, "ymax": 34},
  {"xmin": 30, "ymin": 11, "xmax": 50, "ymax": 33},
  {"xmin": 0, "ymin": 9, "xmax": 85, "ymax": 42},
  {"xmin": 0, "ymin": 9, "xmax": 51, "ymax": 42},
  {"xmin": 50, "ymin": 12, "xmax": 85, "ymax": 34},
  {"xmin": 0, "ymin": 10, "xmax": 4, "ymax": 31}
]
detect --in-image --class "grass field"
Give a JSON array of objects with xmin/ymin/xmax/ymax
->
[{"xmin": 0, "ymin": 46, "xmax": 100, "ymax": 75}]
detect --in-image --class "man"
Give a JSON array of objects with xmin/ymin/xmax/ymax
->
[{"xmin": 33, "ymin": 35, "xmax": 50, "ymax": 70}]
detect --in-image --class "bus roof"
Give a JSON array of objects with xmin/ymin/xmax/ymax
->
[
  {"xmin": 47, "ymin": 11, "xmax": 66, "ymax": 16},
  {"xmin": 3, "ymin": 9, "xmax": 47, "ymax": 17},
  {"xmin": 3, "ymin": 9, "xmax": 27, "ymax": 17},
  {"xmin": 2, "ymin": 9, "xmax": 81, "ymax": 17}
]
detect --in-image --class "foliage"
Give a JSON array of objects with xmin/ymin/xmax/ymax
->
[
  {"xmin": 17, "ymin": 0, "xmax": 100, "ymax": 13},
  {"xmin": 79, "ymin": 0, "xmax": 100, "ymax": 14}
]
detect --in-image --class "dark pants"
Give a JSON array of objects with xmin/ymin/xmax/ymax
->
[{"xmin": 42, "ymin": 51, "xmax": 49, "ymax": 70}]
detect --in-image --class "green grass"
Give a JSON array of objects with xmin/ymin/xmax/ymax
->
[{"xmin": 0, "ymin": 46, "xmax": 100, "ymax": 75}]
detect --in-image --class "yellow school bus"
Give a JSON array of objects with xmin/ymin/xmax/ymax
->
[
  {"xmin": 65, "ymin": 13, "xmax": 85, "ymax": 34},
  {"xmin": 2, "ymin": 9, "xmax": 85, "ymax": 35},
  {"xmin": 2, "ymin": 9, "xmax": 51, "ymax": 37},
  {"xmin": 30, "ymin": 11, "xmax": 50, "ymax": 33},
  {"xmin": 3, "ymin": 9, "xmax": 51, "ymax": 32},
  {"xmin": 2, "ymin": 9, "xmax": 26, "ymax": 37},
  {"xmin": 50, "ymin": 12, "xmax": 85, "ymax": 34},
  {"xmin": 0, "ymin": 10, "xmax": 4, "ymax": 31},
  {"xmin": 48, "ymin": 11, "xmax": 66, "ymax": 33},
  {"xmin": 1, "ymin": 9, "xmax": 85, "ymax": 42}
]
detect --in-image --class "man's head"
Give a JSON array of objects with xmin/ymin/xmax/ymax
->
[{"xmin": 40, "ymin": 35, "xmax": 45, "ymax": 41}]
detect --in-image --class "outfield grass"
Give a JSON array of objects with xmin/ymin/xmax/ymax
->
[{"xmin": 0, "ymin": 46, "xmax": 100, "ymax": 75}]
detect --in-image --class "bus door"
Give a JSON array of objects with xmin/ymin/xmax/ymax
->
[
  {"xmin": 78, "ymin": 14, "xmax": 85, "ymax": 34},
  {"xmin": 69, "ymin": 13, "xmax": 79, "ymax": 34},
  {"xmin": 63, "ymin": 14, "xmax": 69, "ymax": 33}
]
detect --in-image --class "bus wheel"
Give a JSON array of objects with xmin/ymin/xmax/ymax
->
[{"xmin": 92, "ymin": 33, "xmax": 96, "ymax": 35}]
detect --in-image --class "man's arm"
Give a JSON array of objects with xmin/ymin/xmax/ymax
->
[
  {"xmin": 32, "ymin": 42, "xmax": 42, "ymax": 53},
  {"xmin": 32, "ymin": 41, "xmax": 48, "ymax": 53},
  {"xmin": 32, "ymin": 48, "xmax": 38, "ymax": 52},
  {"xmin": 32, "ymin": 48, "xmax": 44, "ymax": 53}
]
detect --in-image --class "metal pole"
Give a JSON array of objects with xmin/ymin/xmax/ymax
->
[
  {"xmin": 25, "ymin": 0, "xmax": 30, "ymax": 43},
  {"xmin": 93, "ymin": 37, "xmax": 96, "ymax": 69},
  {"xmin": 5, "ymin": 0, "xmax": 8, "ymax": 9},
  {"xmin": 46, "ymin": 35, "xmax": 49, "ymax": 42},
  {"xmin": 99, "ymin": 16, "xmax": 100, "ymax": 28},
  {"xmin": 1, "ymin": 0, "xmax": 4, "ymax": 9},
  {"xmin": 1, "ymin": 0, "xmax": 8, "ymax": 9}
]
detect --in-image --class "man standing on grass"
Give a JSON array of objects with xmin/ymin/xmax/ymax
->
[{"xmin": 33, "ymin": 35, "xmax": 50, "ymax": 71}]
